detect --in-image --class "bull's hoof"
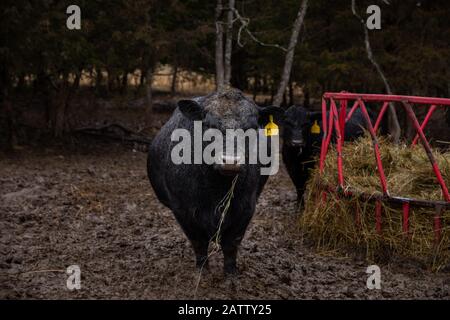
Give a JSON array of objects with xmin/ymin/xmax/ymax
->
[{"xmin": 224, "ymin": 264, "xmax": 238, "ymax": 275}]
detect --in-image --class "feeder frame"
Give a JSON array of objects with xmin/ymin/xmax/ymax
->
[{"xmin": 319, "ymin": 92, "xmax": 450, "ymax": 240}]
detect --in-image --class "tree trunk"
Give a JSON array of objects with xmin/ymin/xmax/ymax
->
[
  {"xmin": 224, "ymin": 0, "xmax": 235, "ymax": 88},
  {"xmin": 289, "ymin": 79, "xmax": 294, "ymax": 106},
  {"xmin": 140, "ymin": 69, "xmax": 145, "ymax": 89},
  {"xmin": 3, "ymin": 86, "xmax": 18, "ymax": 150},
  {"xmin": 73, "ymin": 70, "xmax": 81, "ymax": 92},
  {"xmin": 171, "ymin": 64, "xmax": 178, "ymax": 95},
  {"xmin": 303, "ymin": 85, "xmax": 310, "ymax": 108},
  {"xmin": 351, "ymin": 0, "xmax": 401, "ymax": 143},
  {"xmin": 0, "ymin": 67, "xmax": 16, "ymax": 150},
  {"xmin": 107, "ymin": 69, "xmax": 115, "ymax": 92},
  {"xmin": 145, "ymin": 68, "xmax": 153, "ymax": 124},
  {"xmin": 252, "ymin": 74, "xmax": 259, "ymax": 101},
  {"xmin": 17, "ymin": 73, "xmax": 26, "ymax": 92},
  {"xmin": 52, "ymin": 91, "xmax": 67, "ymax": 137},
  {"xmin": 95, "ymin": 68, "xmax": 102, "ymax": 88},
  {"xmin": 273, "ymin": 0, "xmax": 308, "ymax": 107},
  {"xmin": 121, "ymin": 72, "xmax": 128, "ymax": 94},
  {"xmin": 51, "ymin": 73, "xmax": 73, "ymax": 138},
  {"xmin": 215, "ymin": 0, "xmax": 225, "ymax": 91}
]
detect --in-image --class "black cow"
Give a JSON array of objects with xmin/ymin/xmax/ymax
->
[
  {"xmin": 282, "ymin": 105, "xmax": 370, "ymax": 206},
  {"xmin": 147, "ymin": 89, "xmax": 283, "ymax": 274}
]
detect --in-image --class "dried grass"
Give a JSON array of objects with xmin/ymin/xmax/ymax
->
[{"xmin": 300, "ymin": 135, "xmax": 450, "ymax": 270}]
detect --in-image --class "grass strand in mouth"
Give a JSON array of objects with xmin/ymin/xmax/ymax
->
[
  {"xmin": 194, "ymin": 174, "xmax": 239, "ymax": 297},
  {"xmin": 300, "ymin": 134, "xmax": 450, "ymax": 271},
  {"xmin": 212, "ymin": 174, "xmax": 239, "ymax": 245}
]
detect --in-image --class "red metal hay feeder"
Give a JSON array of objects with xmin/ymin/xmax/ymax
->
[{"xmin": 319, "ymin": 92, "xmax": 450, "ymax": 242}]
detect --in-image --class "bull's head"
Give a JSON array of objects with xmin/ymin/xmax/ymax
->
[
  {"xmin": 283, "ymin": 105, "xmax": 322, "ymax": 153},
  {"xmin": 178, "ymin": 91, "xmax": 284, "ymax": 175}
]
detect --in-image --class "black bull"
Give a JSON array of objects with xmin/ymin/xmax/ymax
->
[
  {"xmin": 147, "ymin": 89, "xmax": 283, "ymax": 274},
  {"xmin": 282, "ymin": 105, "xmax": 374, "ymax": 205}
]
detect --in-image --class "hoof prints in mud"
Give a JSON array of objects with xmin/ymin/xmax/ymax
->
[{"xmin": 1, "ymin": 144, "xmax": 449, "ymax": 299}]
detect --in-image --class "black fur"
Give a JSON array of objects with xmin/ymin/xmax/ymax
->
[
  {"xmin": 147, "ymin": 89, "xmax": 283, "ymax": 274},
  {"xmin": 282, "ymin": 105, "xmax": 371, "ymax": 206}
]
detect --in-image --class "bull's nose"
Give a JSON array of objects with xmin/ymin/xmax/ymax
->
[
  {"xmin": 290, "ymin": 139, "xmax": 304, "ymax": 146},
  {"xmin": 214, "ymin": 154, "xmax": 242, "ymax": 175},
  {"xmin": 214, "ymin": 163, "xmax": 241, "ymax": 175},
  {"xmin": 220, "ymin": 154, "xmax": 242, "ymax": 164}
]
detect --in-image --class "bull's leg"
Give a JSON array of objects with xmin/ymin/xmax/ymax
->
[
  {"xmin": 172, "ymin": 208, "xmax": 210, "ymax": 270},
  {"xmin": 295, "ymin": 162, "xmax": 315, "ymax": 210},
  {"xmin": 221, "ymin": 240, "xmax": 239, "ymax": 275},
  {"xmin": 191, "ymin": 239, "xmax": 209, "ymax": 269},
  {"xmin": 219, "ymin": 204, "xmax": 254, "ymax": 275},
  {"xmin": 296, "ymin": 187, "xmax": 306, "ymax": 209},
  {"xmin": 221, "ymin": 232, "xmax": 246, "ymax": 275}
]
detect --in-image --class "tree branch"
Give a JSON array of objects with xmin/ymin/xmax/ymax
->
[
  {"xmin": 224, "ymin": 0, "xmax": 235, "ymax": 87},
  {"xmin": 351, "ymin": 0, "xmax": 401, "ymax": 143},
  {"xmin": 231, "ymin": 8, "xmax": 288, "ymax": 52},
  {"xmin": 215, "ymin": 0, "xmax": 225, "ymax": 90},
  {"xmin": 273, "ymin": 0, "xmax": 309, "ymax": 107}
]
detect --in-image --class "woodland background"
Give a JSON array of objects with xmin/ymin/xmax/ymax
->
[{"xmin": 1, "ymin": 0, "xmax": 449, "ymax": 148}]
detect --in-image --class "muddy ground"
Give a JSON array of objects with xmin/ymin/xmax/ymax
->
[{"xmin": 1, "ymin": 138, "xmax": 450, "ymax": 300}]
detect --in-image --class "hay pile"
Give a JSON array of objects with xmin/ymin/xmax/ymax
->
[{"xmin": 301, "ymin": 135, "xmax": 450, "ymax": 270}]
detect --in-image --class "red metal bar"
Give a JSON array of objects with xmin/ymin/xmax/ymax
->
[
  {"xmin": 376, "ymin": 200, "xmax": 382, "ymax": 234},
  {"xmin": 319, "ymin": 99, "xmax": 333, "ymax": 204},
  {"xmin": 330, "ymin": 98, "xmax": 344, "ymax": 187},
  {"xmin": 402, "ymin": 202, "xmax": 410, "ymax": 234},
  {"xmin": 411, "ymin": 105, "xmax": 437, "ymax": 146},
  {"xmin": 359, "ymin": 100, "xmax": 389, "ymax": 196},
  {"xmin": 345, "ymin": 100, "xmax": 359, "ymax": 123},
  {"xmin": 319, "ymin": 93, "xmax": 450, "ymax": 245},
  {"xmin": 402, "ymin": 101, "xmax": 450, "ymax": 202},
  {"xmin": 373, "ymin": 101, "xmax": 389, "ymax": 132},
  {"xmin": 318, "ymin": 181, "xmax": 450, "ymax": 210},
  {"xmin": 319, "ymin": 104, "xmax": 335, "ymax": 173},
  {"xmin": 319, "ymin": 99, "xmax": 328, "ymax": 173},
  {"xmin": 321, "ymin": 98, "xmax": 328, "ymax": 137},
  {"xmin": 339, "ymin": 100, "xmax": 347, "ymax": 140},
  {"xmin": 323, "ymin": 92, "xmax": 450, "ymax": 106}
]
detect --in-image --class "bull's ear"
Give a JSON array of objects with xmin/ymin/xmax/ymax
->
[
  {"xmin": 307, "ymin": 111, "xmax": 322, "ymax": 122},
  {"xmin": 178, "ymin": 100, "xmax": 204, "ymax": 121},
  {"xmin": 258, "ymin": 105, "xmax": 285, "ymax": 126}
]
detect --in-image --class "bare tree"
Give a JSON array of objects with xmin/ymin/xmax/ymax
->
[
  {"xmin": 273, "ymin": 0, "xmax": 308, "ymax": 107},
  {"xmin": 224, "ymin": 0, "xmax": 235, "ymax": 87},
  {"xmin": 351, "ymin": 0, "xmax": 401, "ymax": 143},
  {"xmin": 171, "ymin": 64, "xmax": 178, "ymax": 95},
  {"xmin": 215, "ymin": 0, "xmax": 225, "ymax": 90},
  {"xmin": 145, "ymin": 67, "xmax": 153, "ymax": 124}
]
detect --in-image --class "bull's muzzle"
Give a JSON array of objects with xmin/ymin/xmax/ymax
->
[
  {"xmin": 214, "ymin": 154, "xmax": 242, "ymax": 175},
  {"xmin": 289, "ymin": 139, "xmax": 305, "ymax": 147}
]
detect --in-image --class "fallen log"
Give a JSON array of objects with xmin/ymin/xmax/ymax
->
[{"xmin": 74, "ymin": 124, "xmax": 152, "ymax": 145}]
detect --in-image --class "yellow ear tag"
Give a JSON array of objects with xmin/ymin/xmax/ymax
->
[
  {"xmin": 264, "ymin": 115, "xmax": 279, "ymax": 137},
  {"xmin": 311, "ymin": 120, "xmax": 321, "ymax": 134}
]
